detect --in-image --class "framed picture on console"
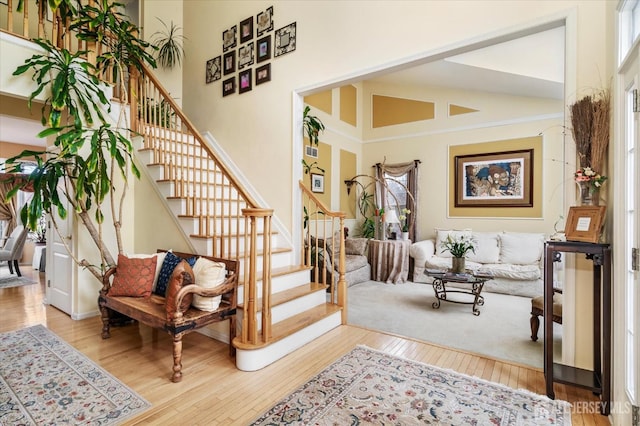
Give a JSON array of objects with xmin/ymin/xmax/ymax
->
[
  {"xmin": 454, "ymin": 149, "xmax": 533, "ymax": 208},
  {"xmin": 564, "ymin": 205, "xmax": 606, "ymax": 243}
]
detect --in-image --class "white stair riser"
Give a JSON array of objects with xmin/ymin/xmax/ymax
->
[
  {"xmin": 235, "ymin": 312, "xmax": 342, "ymax": 371},
  {"xmin": 236, "ymin": 291, "xmax": 326, "ymax": 329},
  {"xmin": 236, "ymin": 269, "xmax": 314, "ymax": 304}
]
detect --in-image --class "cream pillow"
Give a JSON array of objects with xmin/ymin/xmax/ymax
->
[
  {"xmin": 127, "ymin": 252, "xmax": 167, "ymax": 292},
  {"xmin": 499, "ymin": 232, "xmax": 545, "ymax": 265},
  {"xmin": 467, "ymin": 232, "xmax": 500, "ymax": 264},
  {"xmin": 191, "ymin": 257, "xmax": 227, "ymax": 311},
  {"xmin": 435, "ymin": 228, "xmax": 472, "ymax": 258}
]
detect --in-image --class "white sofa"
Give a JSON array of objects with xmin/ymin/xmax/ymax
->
[{"xmin": 410, "ymin": 229, "xmax": 546, "ymax": 298}]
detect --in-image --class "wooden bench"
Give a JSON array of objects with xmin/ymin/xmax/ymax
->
[{"xmin": 98, "ymin": 250, "xmax": 239, "ymax": 382}]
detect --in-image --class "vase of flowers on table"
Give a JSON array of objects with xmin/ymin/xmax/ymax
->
[
  {"xmin": 575, "ymin": 167, "xmax": 607, "ymax": 206},
  {"xmin": 399, "ymin": 208, "xmax": 410, "ymax": 240},
  {"xmin": 440, "ymin": 234, "xmax": 476, "ymax": 273}
]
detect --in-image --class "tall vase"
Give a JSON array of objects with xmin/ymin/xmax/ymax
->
[
  {"xmin": 577, "ymin": 181, "xmax": 599, "ymax": 206},
  {"xmin": 374, "ymin": 216, "xmax": 386, "ymax": 240},
  {"xmin": 451, "ymin": 257, "xmax": 466, "ymax": 274}
]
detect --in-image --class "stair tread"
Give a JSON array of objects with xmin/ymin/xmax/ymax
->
[
  {"xmin": 233, "ymin": 303, "xmax": 342, "ymax": 350},
  {"xmin": 237, "ymin": 282, "xmax": 326, "ymax": 309}
]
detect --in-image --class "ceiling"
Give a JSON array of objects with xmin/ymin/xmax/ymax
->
[
  {"xmin": 367, "ymin": 26, "xmax": 564, "ymax": 99},
  {"xmin": 0, "ymin": 27, "xmax": 564, "ymax": 149}
]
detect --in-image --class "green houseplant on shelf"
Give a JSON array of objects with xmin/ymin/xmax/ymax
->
[{"xmin": 440, "ymin": 234, "xmax": 476, "ymax": 274}]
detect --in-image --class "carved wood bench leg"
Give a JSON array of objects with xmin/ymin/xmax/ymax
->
[
  {"xmin": 99, "ymin": 299, "xmax": 111, "ymax": 339},
  {"xmin": 530, "ymin": 313, "xmax": 540, "ymax": 342},
  {"xmin": 171, "ymin": 334, "xmax": 183, "ymax": 383}
]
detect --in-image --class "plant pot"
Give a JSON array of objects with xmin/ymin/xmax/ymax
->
[
  {"xmin": 451, "ymin": 257, "xmax": 466, "ymax": 274},
  {"xmin": 402, "ymin": 232, "xmax": 409, "ymax": 240}
]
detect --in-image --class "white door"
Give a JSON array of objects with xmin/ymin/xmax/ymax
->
[
  {"xmin": 616, "ymin": 3, "xmax": 639, "ymax": 421},
  {"xmin": 45, "ymin": 208, "xmax": 74, "ymax": 316}
]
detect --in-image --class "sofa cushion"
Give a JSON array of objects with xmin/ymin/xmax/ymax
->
[
  {"xmin": 165, "ymin": 260, "xmax": 195, "ymax": 321},
  {"xmin": 424, "ymin": 256, "xmax": 482, "ymax": 272},
  {"xmin": 344, "ymin": 254, "xmax": 369, "ymax": 273},
  {"xmin": 345, "ymin": 237, "xmax": 368, "ymax": 256},
  {"xmin": 467, "ymin": 232, "xmax": 500, "ymax": 264},
  {"xmin": 109, "ymin": 254, "xmax": 157, "ymax": 297},
  {"xmin": 435, "ymin": 228, "xmax": 472, "ymax": 258},
  {"xmin": 481, "ymin": 263, "xmax": 541, "ymax": 281},
  {"xmin": 191, "ymin": 257, "xmax": 226, "ymax": 312},
  {"xmin": 499, "ymin": 232, "xmax": 544, "ymax": 265}
]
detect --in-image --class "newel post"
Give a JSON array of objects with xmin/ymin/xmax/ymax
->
[
  {"xmin": 241, "ymin": 208, "xmax": 274, "ymax": 344},
  {"xmin": 337, "ymin": 216, "xmax": 347, "ymax": 324}
]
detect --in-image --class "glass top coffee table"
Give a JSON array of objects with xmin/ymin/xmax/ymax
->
[{"xmin": 424, "ymin": 269, "xmax": 494, "ymax": 316}]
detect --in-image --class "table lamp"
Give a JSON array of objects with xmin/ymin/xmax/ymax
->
[{"xmin": 384, "ymin": 209, "xmax": 400, "ymax": 239}]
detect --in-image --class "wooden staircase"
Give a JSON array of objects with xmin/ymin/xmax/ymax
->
[
  {"xmin": 0, "ymin": 2, "xmax": 348, "ymax": 372},
  {"xmin": 131, "ymin": 69, "xmax": 346, "ymax": 371}
]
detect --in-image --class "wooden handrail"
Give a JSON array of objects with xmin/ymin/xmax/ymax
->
[
  {"xmin": 136, "ymin": 62, "xmax": 260, "ymax": 209},
  {"xmin": 299, "ymin": 181, "xmax": 347, "ymax": 324}
]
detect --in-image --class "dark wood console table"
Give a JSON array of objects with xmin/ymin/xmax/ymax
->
[{"xmin": 543, "ymin": 241, "xmax": 611, "ymax": 415}]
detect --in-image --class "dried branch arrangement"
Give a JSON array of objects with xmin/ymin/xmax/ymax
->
[{"xmin": 569, "ymin": 88, "xmax": 611, "ymax": 171}]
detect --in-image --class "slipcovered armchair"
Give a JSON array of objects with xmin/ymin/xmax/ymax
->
[{"xmin": 0, "ymin": 225, "xmax": 29, "ymax": 277}]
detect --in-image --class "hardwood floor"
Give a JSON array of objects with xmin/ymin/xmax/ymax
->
[{"xmin": 0, "ymin": 266, "xmax": 610, "ymax": 425}]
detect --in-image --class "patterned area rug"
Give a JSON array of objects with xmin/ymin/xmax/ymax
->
[
  {"xmin": 0, "ymin": 325, "xmax": 150, "ymax": 425},
  {"xmin": 0, "ymin": 275, "xmax": 37, "ymax": 289},
  {"xmin": 252, "ymin": 346, "xmax": 571, "ymax": 425}
]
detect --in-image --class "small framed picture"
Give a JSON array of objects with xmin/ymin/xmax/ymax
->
[
  {"xmin": 223, "ymin": 25, "xmax": 237, "ymax": 52},
  {"xmin": 205, "ymin": 56, "xmax": 221, "ymax": 84},
  {"xmin": 223, "ymin": 50, "xmax": 236, "ymax": 75},
  {"xmin": 222, "ymin": 77, "xmax": 235, "ymax": 97},
  {"xmin": 311, "ymin": 173, "xmax": 324, "ymax": 193},
  {"xmin": 256, "ymin": 6, "xmax": 274, "ymax": 37},
  {"xmin": 256, "ymin": 35, "xmax": 271, "ymax": 63},
  {"xmin": 564, "ymin": 206, "xmax": 606, "ymax": 243},
  {"xmin": 274, "ymin": 22, "xmax": 296, "ymax": 57},
  {"xmin": 240, "ymin": 16, "xmax": 253, "ymax": 44},
  {"xmin": 255, "ymin": 63, "xmax": 271, "ymax": 85},
  {"xmin": 238, "ymin": 42, "xmax": 254, "ymax": 70},
  {"xmin": 238, "ymin": 69, "xmax": 252, "ymax": 94}
]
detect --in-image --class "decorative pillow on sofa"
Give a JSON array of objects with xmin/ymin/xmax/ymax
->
[
  {"xmin": 108, "ymin": 254, "xmax": 157, "ymax": 297},
  {"xmin": 191, "ymin": 257, "xmax": 227, "ymax": 312},
  {"xmin": 345, "ymin": 237, "xmax": 368, "ymax": 256},
  {"xmin": 499, "ymin": 232, "xmax": 545, "ymax": 265},
  {"xmin": 165, "ymin": 260, "xmax": 195, "ymax": 322},
  {"xmin": 435, "ymin": 228, "xmax": 472, "ymax": 258},
  {"xmin": 467, "ymin": 232, "xmax": 500, "ymax": 264},
  {"xmin": 154, "ymin": 251, "xmax": 196, "ymax": 296}
]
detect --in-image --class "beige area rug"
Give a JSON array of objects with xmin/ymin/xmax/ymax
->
[
  {"xmin": 347, "ymin": 280, "xmax": 562, "ymax": 368},
  {"xmin": 0, "ymin": 275, "xmax": 37, "ymax": 289},
  {"xmin": 0, "ymin": 325, "xmax": 151, "ymax": 425},
  {"xmin": 251, "ymin": 345, "xmax": 571, "ymax": 425}
]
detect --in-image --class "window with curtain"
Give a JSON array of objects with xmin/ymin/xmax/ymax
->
[{"xmin": 374, "ymin": 160, "xmax": 420, "ymax": 241}]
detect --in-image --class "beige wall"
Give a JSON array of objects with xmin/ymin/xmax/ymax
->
[
  {"xmin": 142, "ymin": 0, "xmax": 184, "ymax": 107},
  {"xmin": 181, "ymin": 1, "xmax": 610, "ymax": 232}
]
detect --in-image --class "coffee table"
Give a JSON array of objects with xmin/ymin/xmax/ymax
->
[{"xmin": 424, "ymin": 269, "xmax": 493, "ymax": 316}]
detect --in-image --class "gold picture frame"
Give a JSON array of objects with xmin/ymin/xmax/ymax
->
[{"xmin": 564, "ymin": 206, "xmax": 606, "ymax": 243}]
